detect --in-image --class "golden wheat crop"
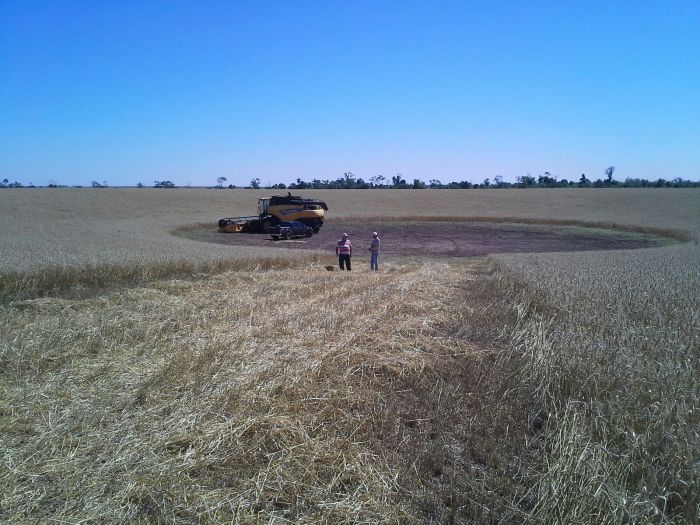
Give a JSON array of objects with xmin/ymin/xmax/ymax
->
[
  {"xmin": 0, "ymin": 189, "xmax": 290, "ymax": 273},
  {"xmin": 491, "ymin": 241, "xmax": 700, "ymax": 522},
  {"xmin": 1, "ymin": 259, "xmax": 533, "ymax": 523},
  {"xmin": 1, "ymin": 187, "xmax": 698, "ymax": 523},
  {"xmin": 1, "ymin": 188, "xmax": 698, "ymax": 273}
]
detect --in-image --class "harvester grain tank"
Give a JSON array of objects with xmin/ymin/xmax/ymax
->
[{"xmin": 218, "ymin": 193, "xmax": 328, "ymax": 233}]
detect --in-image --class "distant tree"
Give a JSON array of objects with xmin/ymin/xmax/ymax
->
[
  {"xmin": 413, "ymin": 178, "xmax": 426, "ymax": 189},
  {"xmin": 482, "ymin": 178, "xmax": 491, "ymax": 187},
  {"xmin": 391, "ymin": 174, "xmax": 406, "ymax": 188},
  {"xmin": 604, "ymin": 166, "xmax": 615, "ymax": 183},
  {"xmin": 494, "ymin": 175, "xmax": 504, "ymax": 188},
  {"xmin": 356, "ymin": 178, "xmax": 370, "ymax": 189},
  {"xmin": 91, "ymin": 181, "xmax": 104, "ymax": 188},
  {"xmin": 216, "ymin": 176, "xmax": 227, "ymax": 189},
  {"xmin": 0, "ymin": 178, "xmax": 8, "ymax": 188},
  {"xmin": 136, "ymin": 182, "xmax": 144, "ymax": 188},
  {"xmin": 579, "ymin": 173, "xmax": 590, "ymax": 187},
  {"xmin": 250, "ymin": 178, "xmax": 261, "ymax": 189},
  {"xmin": 671, "ymin": 177, "xmax": 694, "ymax": 188},
  {"xmin": 538, "ymin": 172, "xmax": 557, "ymax": 187},
  {"xmin": 625, "ymin": 178, "xmax": 655, "ymax": 188},
  {"xmin": 517, "ymin": 175, "xmax": 536, "ymax": 187},
  {"xmin": 291, "ymin": 178, "xmax": 310, "ymax": 189},
  {"xmin": 370, "ymin": 174, "xmax": 386, "ymax": 187},
  {"xmin": 452, "ymin": 180, "xmax": 472, "ymax": 189},
  {"xmin": 154, "ymin": 180, "xmax": 175, "ymax": 188},
  {"xmin": 342, "ymin": 171, "xmax": 356, "ymax": 189}
]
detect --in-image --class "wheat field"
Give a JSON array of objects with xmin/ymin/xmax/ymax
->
[
  {"xmin": 1, "ymin": 188, "xmax": 697, "ymax": 273},
  {"xmin": 1, "ymin": 188, "xmax": 698, "ymax": 523}
]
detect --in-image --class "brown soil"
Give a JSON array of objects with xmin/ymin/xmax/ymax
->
[{"xmin": 181, "ymin": 220, "xmax": 670, "ymax": 257}]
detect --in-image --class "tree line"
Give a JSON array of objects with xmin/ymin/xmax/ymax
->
[
  {"xmin": 224, "ymin": 167, "xmax": 700, "ymax": 190},
  {"xmin": 2, "ymin": 168, "xmax": 699, "ymax": 190}
]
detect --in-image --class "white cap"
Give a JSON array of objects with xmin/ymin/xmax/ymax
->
[
  {"xmin": 342, "ymin": 232, "xmax": 348, "ymax": 237},
  {"xmin": 372, "ymin": 232, "xmax": 378, "ymax": 236}
]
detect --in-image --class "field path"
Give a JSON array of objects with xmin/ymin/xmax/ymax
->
[{"xmin": 1, "ymin": 258, "xmax": 528, "ymax": 522}]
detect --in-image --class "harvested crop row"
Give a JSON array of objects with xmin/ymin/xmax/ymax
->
[{"xmin": 0, "ymin": 259, "xmax": 531, "ymax": 523}]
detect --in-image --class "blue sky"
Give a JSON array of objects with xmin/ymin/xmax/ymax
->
[{"xmin": 1, "ymin": 1, "xmax": 698, "ymax": 187}]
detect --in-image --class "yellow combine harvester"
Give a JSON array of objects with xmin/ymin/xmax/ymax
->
[{"xmin": 218, "ymin": 193, "xmax": 328, "ymax": 233}]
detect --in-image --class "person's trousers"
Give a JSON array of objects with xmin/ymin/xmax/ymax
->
[
  {"xmin": 370, "ymin": 252, "xmax": 379, "ymax": 271},
  {"xmin": 339, "ymin": 254, "xmax": 351, "ymax": 270}
]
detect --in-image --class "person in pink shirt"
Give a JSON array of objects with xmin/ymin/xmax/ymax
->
[{"xmin": 336, "ymin": 233, "xmax": 352, "ymax": 271}]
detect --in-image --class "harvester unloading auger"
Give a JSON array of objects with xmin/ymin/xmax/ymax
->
[{"xmin": 218, "ymin": 193, "xmax": 328, "ymax": 233}]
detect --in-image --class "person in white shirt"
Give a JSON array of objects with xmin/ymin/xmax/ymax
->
[{"xmin": 368, "ymin": 232, "xmax": 381, "ymax": 271}]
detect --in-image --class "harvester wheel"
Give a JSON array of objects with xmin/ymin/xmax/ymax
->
[{"xmin": 283, "ymin": 232, "xmax": 291, "ymax": 240}]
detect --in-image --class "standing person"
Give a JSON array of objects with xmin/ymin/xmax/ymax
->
[
  {"xmin": 336, "ymin": 232, "xmax": 352, "ymax": 271},
  {"xmin": 368, "ymin": 231, "xmax": 381, "ymax": 271}
]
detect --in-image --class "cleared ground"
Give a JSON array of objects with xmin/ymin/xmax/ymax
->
[{"xmin": 181, "ymin": 220, "xmax": 671, "ymax": 257}]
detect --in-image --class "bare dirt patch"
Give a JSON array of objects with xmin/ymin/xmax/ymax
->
[{"xmin": 179, "ymin": 220, "xmax": 671, "ymax": 257}]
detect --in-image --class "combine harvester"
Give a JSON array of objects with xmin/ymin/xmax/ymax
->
[{"xmin": 218, "ymin": 193, "xmax": 328, "ymax": 233}]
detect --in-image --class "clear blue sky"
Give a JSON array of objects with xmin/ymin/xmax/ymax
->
[{"xmin": 1, "ymin": 1, "xmax": 699, "ymax": 187}]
